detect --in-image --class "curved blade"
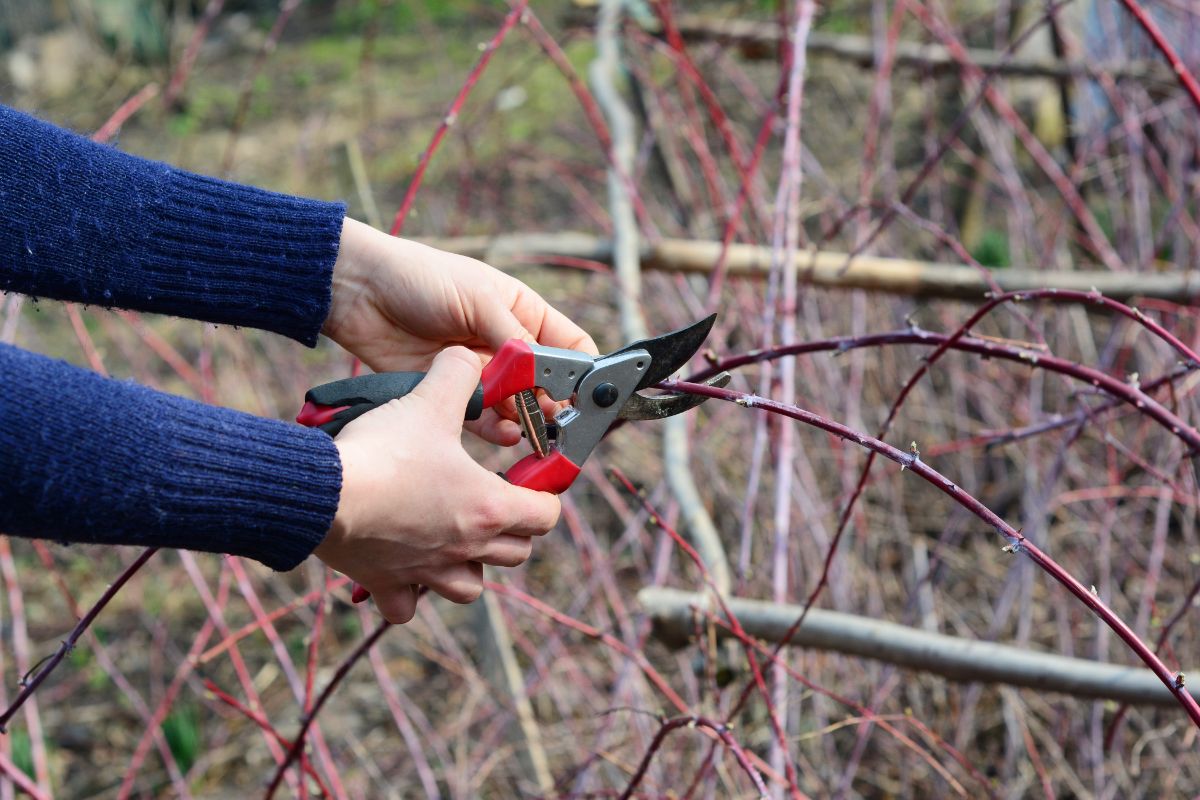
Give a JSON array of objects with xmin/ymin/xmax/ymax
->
[
  {"xmin": 612, "ymin": 313, "xmax": 718, "ymax": 392},
  {"xmin": 619, "ymin": 372, "xmax": 731, "ymax": 420}
]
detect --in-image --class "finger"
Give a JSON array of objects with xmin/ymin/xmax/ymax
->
[
  {"xmin": 482, "ymin": 480, "xmax": 561, "ymax": 536},
  {"xmin": 478, "ymin": 283, "xmax": 599, "ymax": 357},
  {"xmin": 508, "ymin": 288, "xmax": 599, "ymax": 355},
  {"xmin": 424, "ymin": 562, "xmax": 484, "ymax": 604},
  {"xmin": 373, "ymin": 584, "xmax": 419, "ymax": 624},
  {"xmin": 408, "ymin": 346, "xmax": 483, "ymax": 426},
  {"xmin": 473, "ymin": 534, "xmax": 534, "ymax": 568},
  {"xmin": 473, "ymin": 293, "xmax": 535, "ymax": 354},
  {"xmin": 464, "ymin": 409, "xmax": 522, "ymax": 446},
  {"xmin": 536, "ymin": 390, "xmax": 565, "ymax": 420},
  {"xmin": 532, "ymin": 304, "xmax": 599, "ymax": 356}
]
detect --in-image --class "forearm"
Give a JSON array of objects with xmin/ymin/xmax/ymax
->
[
  {"xmin": 0, "ymin": 104, "xmax": 344, "ymax": 346},
  {"xmin": 0, "ymin": 343, "xmax": 341, "ymax": 570}
]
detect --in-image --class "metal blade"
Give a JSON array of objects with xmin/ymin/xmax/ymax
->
[
  {"xmin": 611, "ymin": 313, "xmax": 718, "ymax": 392},
  {"xmin": 618, "ymin": 372, "xmax": 731, "ymax": 420}
]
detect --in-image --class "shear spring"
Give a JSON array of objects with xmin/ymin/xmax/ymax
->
[{"xmin": 516, "ymin": 389, "xmax": 550, "ymax": 457}]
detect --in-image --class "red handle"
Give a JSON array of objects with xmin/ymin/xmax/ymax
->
[
  {"xmin": 296, "ymin": 401, "xmax": 350, "ymax": 428},
  {"xmin": 481, "ymin": 339, "xmax": 536, "ymax": 407},
  {"xmin": 505, "ymin": 450, "xmax": 582, "ymax": 494}
]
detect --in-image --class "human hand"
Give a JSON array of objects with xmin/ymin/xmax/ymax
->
[
  {"xmin": 322, "ymin": 218, "xmax": 599, "ymax": 444},
  {"xmin": 313, "ymin": 346, "xmax": 561, "ymax": 623}
]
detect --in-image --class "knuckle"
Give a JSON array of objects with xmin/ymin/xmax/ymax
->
[
  {"xmin": 444, "ymin": 540, "xmax": 473, "ymax": 562},
  {"xmin": 466, "ymin": 496, "xmax": 508, "ymax": 538}
]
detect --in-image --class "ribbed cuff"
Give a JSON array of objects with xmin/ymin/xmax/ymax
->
[
  {"xmin": 0, "ymin": 343, "xmax": 342, "ymax": 571},
  {"xmin": 147, "ymin": 394, "xmax": 344, "ymax": 570},
  {"xmin": 142, "ymin": 170, "xmax": 344, "ymax": 346}
]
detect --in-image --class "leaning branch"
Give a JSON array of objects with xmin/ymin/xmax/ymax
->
[
  {"xmin": 420, "ymin": 233, "xmax": 1200, "ymax": 303},
  {"xmin": 640, "ymin": 587, "xmax": 1199, "ymax": 709}
]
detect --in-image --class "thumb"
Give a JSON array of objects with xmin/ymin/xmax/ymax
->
[{"xmin": 409, "ymin": 346, "xmax": 483, "ymax": 423}]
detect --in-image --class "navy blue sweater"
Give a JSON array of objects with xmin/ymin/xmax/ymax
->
[{"xmin": 0, "ymin": 104, "xmax": 344, "ymax": 570}]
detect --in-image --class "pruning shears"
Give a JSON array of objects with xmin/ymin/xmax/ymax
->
[{"xmin": 297, "ymin": 313, "xmax": 728, "ymax": 600}]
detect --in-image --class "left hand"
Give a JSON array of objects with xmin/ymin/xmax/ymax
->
[{"xmin": 321, "ymin": 218, "xmax": 599, "ymax": 444}]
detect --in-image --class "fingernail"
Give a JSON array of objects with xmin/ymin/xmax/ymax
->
[{"xmin": 351, "ymin": 585, "xmax": 370, "ymax": 604}]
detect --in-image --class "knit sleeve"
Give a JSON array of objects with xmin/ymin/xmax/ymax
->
[
  {"xmin": 0, "ymin": 343, "xmax": 342, "ymax": 571},
  {"xmin": 0, "ymin": 104, "xmax": 344, "ymax": 346}
]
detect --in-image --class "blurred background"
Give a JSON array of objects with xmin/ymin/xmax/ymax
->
[{"xmin": 2, "ymin": 1, "xmax": 1200, "ymax": 797}]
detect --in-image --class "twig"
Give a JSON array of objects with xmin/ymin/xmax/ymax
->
[
  {"xmin": 0, "ymin": 548, "xmax": 158, "ymax": 733},
  {"xmin": 119, "ymin": 572, "xmax": 232, "ymax": 797},
  {"xmin": 364, "ymin": 622, "xmax": 444, "ymax": 799},
  {"xmin": 1114, "ymin": 0, "xmax": 1200, "ymax": 113},
  {"xmin": 924, "ymin": 364, "xmax": 1195, "ymax": 455},
  {"xmin": 163, "ymin": 0, "xmax": 226, "ymax": 107},
  {"xmin": 28, "ymin": 542, "xmax": 190, "ymax": 794},
  {"xmin": 518, "ymin": 2, "xmax": 656, "ymax": 235},
  {"xmin": 226, "ymin": 559, "xmax": 343, "ymax": 795},
  {"xmin": 609, "ymin": 468, "xmax": 807, "ymax": 799},
  {"xmin": 0, "ymin": 539, "xmax": 50, "ymax": 792},
  {"xmin": 677, "ymin": 601, "xmax": 991, "ymax": 797},
  {"xmin": 478, "ymin": 587, "xmax": 554, "ymax": 792},
  {"xmin": 196, "ymin": 577, "xmax": 350, "ymax": 665},
  {"xmin": 203, "ymin": 680, "xmax": 332, "ymax": 796},
  {"xmin": 719, "ymin": 288, "xmax": 1200, "ymax": 697},
  {"xmin": 221, "ymin": 0, "xmax": 302, "ymax": 174},
  {"xmin": 389, "ymin": 1, "xmax": 529, "ymax": 236},
  {"xmin": 618, "ymin": 715, "xmax": 768, "ymax": 800},
  {"xmin": 263, "ymin": 620, "xmax": 391, "ymax": 799},
  {"xmin": 93, "ymin": 83, "xmax": 161, "ymax": 143},
  {"xmin": 488, "ymin": 580, "xmax": 688, "ymax": 714},
  {"xmin": 0, "ymin": 751, "xmax": 48, "ymax": 800},
  {"xmin": 907, "ymin": 2, "xmax": 1123, "ymax": 273},
  {"xmin": 179, "ymin": 556, "xmax": 293, "ymax": 780},
  {"xmin": 489, "ymin": 579, "xmax": 791, "ymax": 789},
  {"xmin": 838, "ymin": 0, "xmax": 1076, "ymax": 266},
  {"xmin": 661, "ymin": 379, "xmax": 1200, "ymax": 728}
]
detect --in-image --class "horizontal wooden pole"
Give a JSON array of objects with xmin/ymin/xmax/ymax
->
[
  {"xmin": 565, "ymin": 7, "xmax": 1172, "ymax": 84},
  {"xmin": 421, "ymin": 232, "xmax": 1200, "ymax": 304},
  {"xmin": 674, "ymin": 17, "xmax": 1170, "ymax": 83},
  {"xmin": 640, "ymin": 587, "xmax": 1197, "ymax": 708}
]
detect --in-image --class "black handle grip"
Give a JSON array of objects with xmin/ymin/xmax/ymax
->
[{"xmin": 304, "ymin": 372, "xmax": 484, "ymax": 437}]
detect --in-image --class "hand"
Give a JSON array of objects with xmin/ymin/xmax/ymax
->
[
  {"xmin": 314, "ymin": 347, "xmax": 561, "ymax": 623},
  {"xmin": 322, "ymin": 218, "xmax": 599, "ymax": 444}
]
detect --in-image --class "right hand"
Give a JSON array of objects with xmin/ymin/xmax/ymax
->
[{"xmin": 314, "ymin": 346, "xmax": 561, "ymax": 623}]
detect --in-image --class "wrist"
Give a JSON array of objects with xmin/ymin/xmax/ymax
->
[
  {"xmin": 323, "ymin": 219, "xmax": 367, "ymax": 339},
  {"xmin": 317, "ymin": 438, "xmax": 356, "ymax": 560}
]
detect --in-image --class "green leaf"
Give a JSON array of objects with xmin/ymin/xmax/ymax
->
[
  {"xmin": 162, "ymin": 703, "xmax": 202, "ymax": 773},
  {"xmin": 972, "ymin": 229, "xmax": 1011, "ymax": 268}
]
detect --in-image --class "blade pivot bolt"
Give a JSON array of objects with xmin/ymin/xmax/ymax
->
[{"xmin": 593, "ymin": 382, "xmax": 620, "ymax": 408}]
